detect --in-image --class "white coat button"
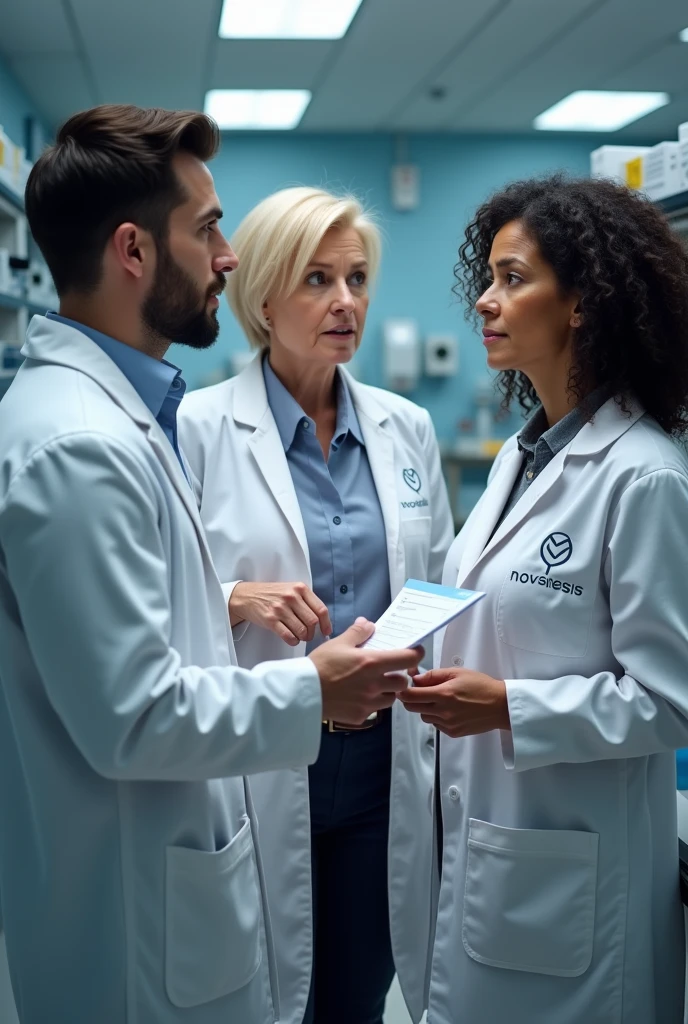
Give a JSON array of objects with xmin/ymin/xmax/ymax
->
[
  {"xmin": 526, "ymin": 470, "xmax": 534, "ymax": 480},
  {"xmin": 448, "ymin": 786, "xmax": 460, "ymax": 802},
  {"xmin": 452, "ymin": 656, "xmax": 464, "ymax": 667},
  {"xmin": 302, "ymin": 419, "xmax": 310, "ymax": 430}
]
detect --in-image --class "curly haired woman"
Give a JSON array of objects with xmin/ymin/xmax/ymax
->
[{"xmin": 400, "ymin": 175, "xmax": 688, "ymax": 1024}]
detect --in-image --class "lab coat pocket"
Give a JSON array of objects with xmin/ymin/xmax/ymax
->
[
  {"xmin": 462, "ymin": 818, "xmax": 598, "ymax": 977},
  {"xmin": 165, "ymin": 816, "xmax": 262, "ymax": 1008},
  {"xmin": 400, "ymin": 516, "xmax": 432, "ymax": 579}
]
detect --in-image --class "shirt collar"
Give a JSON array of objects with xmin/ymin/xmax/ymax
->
[
  {"xmin": 262, "ymin": 354, "xmax": 364, "ymax": 452},
  {"xmin": 47, "ymin": 312, "xmax": 185, "ymax": 420},
  {"xmin": 517, "ymin": 386, "xmax": 610, "ymax": 458}
]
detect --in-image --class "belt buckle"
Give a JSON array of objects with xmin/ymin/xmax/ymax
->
[{"xmin": 325, "ymin": 712, "xmax": 379, "ymax": 733}]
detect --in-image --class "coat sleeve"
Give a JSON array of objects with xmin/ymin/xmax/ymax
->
[
  {"xmin": 503, "ymin": 467, "xmax": 688, "ymax": 771},
  {"xmin": 0, "ymin": 432, "xmax": 321, "ymax": 782},
  {"xmin": 418, "ymin": 408, "xmax": 455, "ymax": 585}
]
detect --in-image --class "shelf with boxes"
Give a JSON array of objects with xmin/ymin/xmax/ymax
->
[
  {"xmin": 591, "ymin": 123, "xmax": 688, "ymax": 246},
  {"xmin": 0, "ymin": 127, "xmax": 57, "ymax": 399}
]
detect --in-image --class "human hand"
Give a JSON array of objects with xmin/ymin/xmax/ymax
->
[
  {"xmin": 399, "ymin": 668, "xmax": 510, "ymax": 738},
  {"xmin": 310, "ymin": 618, "xmax": 424, "ymax": 726},
  {"xmin": 230, "ymin": 581, "xmax": 332, "ymax": 646}
]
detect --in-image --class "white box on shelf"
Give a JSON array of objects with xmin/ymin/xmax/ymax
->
[
  {"xmin": 0, "ymin": 249, "xmax": 10, "ymax": 294},
  {"xmin": 642, "ymin": 142, "xmax": 681, "ymax": 201},
  {"xmin": 678, "ymin": 123, "xmax": 688, "ymax": 143},
  {"xmin": 590, "ymin": 146, "xmax": 650, "ymax": 185},
  {"xmin": 679, "ymin": 137, "xmax": 688, "ymax": 193}
]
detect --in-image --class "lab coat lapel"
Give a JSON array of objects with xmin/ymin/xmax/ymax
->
[
  {"xmin": 457, "ymin": 446, "xmax": 522, "ymax": 585},
  {"xmin": 456, "ymin": 397, "xmax": 642, "ymax": 586},
  {"xmin": 344, "ymin": 371, "xmax": 404, "ymax": 596},
  {"xmin": 234, "ymin": 356, "xmax": 310, "ymax": 562}
]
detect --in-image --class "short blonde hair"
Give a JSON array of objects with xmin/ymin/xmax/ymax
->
[{"xmin": 227, "ymin": 186, "xmax": 382, "ymax": 349}]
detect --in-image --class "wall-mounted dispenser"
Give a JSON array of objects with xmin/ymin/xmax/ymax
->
[{"xmin": 382, "ymin": 318, "xmax": 420, "ymax": 393}]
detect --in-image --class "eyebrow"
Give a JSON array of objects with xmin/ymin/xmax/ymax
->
[
  {"xmin": 306, "ymin": 259, "xmax": 368, "ymax": 270},
  {"xmin": 494, "ymin": 256, "xmax": 528, "ymax": 269},
  {"xmin": 197, "ymin": 206, "xmax": 223, "ymax": 225}
]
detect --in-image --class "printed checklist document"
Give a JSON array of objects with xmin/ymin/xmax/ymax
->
[{"xmin": 361, "ymin": 579, "xmax": 484, "ymax": 651}]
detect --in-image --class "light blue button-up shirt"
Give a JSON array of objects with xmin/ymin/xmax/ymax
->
[
  {"xmin": 263, "ymin": 357, "xmax": 391, "ymax": 653},
  {"xmin": 47, "ymin": 312, "xmax": 187, "ymax": 471}
]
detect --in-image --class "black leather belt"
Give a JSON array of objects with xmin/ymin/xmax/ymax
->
[{"xmin": 322, "ymin": 709, "xmax": 388, "ymax": 734}]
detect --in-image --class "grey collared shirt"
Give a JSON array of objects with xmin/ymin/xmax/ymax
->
[
  {"xmin": 495, "ymin": 389, "xmax": 609, "ymax": 532},
  {"xmin": 262, "ymin": 357, "xmax": 391, "ymax": 653}
]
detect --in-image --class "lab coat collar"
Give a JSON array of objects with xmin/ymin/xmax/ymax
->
[
  {"xmin": 567, "ymin": 395, "xmax": 644, "ymax": 456},
  {"xmin": 457, "ymin": 395, "xmax": 645, "ymax": 586},
  {"xmin": 22, "ymin": 315, "xmax": 206, "ymax": 545}
]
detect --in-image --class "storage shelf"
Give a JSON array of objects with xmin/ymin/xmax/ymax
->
[
  {"xmin": 0, "ymin": 177, "xmax": 24, "ymax": 212},
  {"xmin": 658, "ymin": 191, "xmax": 688, "ymax": 217},
  {"xmin": 0, "ymin": 292, "xmax": 25, "ymax": 312},
  {"xmin": 0, "ymin": 293, "xmax": 49, "ymax": 316}
]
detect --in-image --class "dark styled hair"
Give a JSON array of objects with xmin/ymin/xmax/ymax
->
[
  {"xmin": 454, "ymin": 174, "xmax": 688, "ymax": 436},
  {"xmin": 25, "ymin": 104, "xmax": 220, "ymax": 296}
]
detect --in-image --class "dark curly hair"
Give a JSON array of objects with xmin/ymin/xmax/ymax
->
[{"xmin": 454, "ymin": 174, "xmax": 688, "ymax": 435}]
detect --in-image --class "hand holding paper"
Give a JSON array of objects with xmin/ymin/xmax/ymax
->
[{"xmin": 361, "ymin": 579, "xmax": 485, "ymax": 651}]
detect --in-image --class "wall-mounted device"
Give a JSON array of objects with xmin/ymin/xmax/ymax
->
[
  {"xmin": 382, "ymin": 318, "xmax": 420, "ymax": 393},
  {"xmin": 425, "ymin": 333, "xmax": 458, "ymax": 377}
]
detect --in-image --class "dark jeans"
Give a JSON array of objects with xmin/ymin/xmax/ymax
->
[{"xmin": 303, "ymin": 716, "xmax": 395, "ymax": 1024}]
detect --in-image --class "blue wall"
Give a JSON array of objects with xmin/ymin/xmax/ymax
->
[{"xmin": 172, "ymin": 131, "xmax": 600, "ymax": 441}]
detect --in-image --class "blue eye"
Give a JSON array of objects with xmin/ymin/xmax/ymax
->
[
  {"xmin": 350, "ymin": 271, "xmax": 367, "ymax": 286},
  {"xmin": 306, "ymin": 271, "xmax": 326, "ymax": 285}
]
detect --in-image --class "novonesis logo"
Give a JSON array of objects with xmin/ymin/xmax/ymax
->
[
  {"xmin": 403, "ymin": 468, "xmax": 422, "ymax": 493},
  {"xmin": 540, "ymin": 532, "xmax": 572, "ymax": 575},
  {"xmin": 509, "ymin": 531, "xmax": 583, "ymax": 596},
  {"xmin": 509, "ymin": 571, "xmax": 583, "ymax": 597},
  {"xmin": 401, "ymin": 499, "xmax": 429, "ymax": 509}
]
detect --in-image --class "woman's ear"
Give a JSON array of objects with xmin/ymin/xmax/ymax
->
[{"xmin": 570, "ymin": 301, "xmax": 583, "ymax": 329}]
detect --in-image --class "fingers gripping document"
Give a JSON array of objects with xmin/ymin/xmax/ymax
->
[{"xmin": 361, "ymin": 579, "xmax": 484, "ymax": 651}]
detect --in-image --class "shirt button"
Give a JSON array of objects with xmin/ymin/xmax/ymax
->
[
  {"xmin": 526, "ymin": 470, "xmax": 534, "ymax": 480},
  {"xmin": 302, "ymin": 419, "xmax": 310, "ymax": 430},
  {"xmin": 452, "ymin": 656, "xmax": 464, "ymax": 667},
  {"xmin": 448, "ymin": 786, "xmax": 460, "ymax": 802},
  {"xmin": 340, "ymin": 584, "xmax": 348, "ymax": 594},
  {"xmin": 333, "ymin": 515, "xmax": 342, "ymax": 525}
]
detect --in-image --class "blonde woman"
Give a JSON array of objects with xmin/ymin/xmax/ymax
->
[{"xmin": 178, "ymin": 187, "xmax": 453, "ymax": 1024}]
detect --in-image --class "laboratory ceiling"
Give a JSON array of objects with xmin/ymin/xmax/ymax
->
[{"xmin": 0, "ymin": 0, "xmax": 687, "ymax": 136}]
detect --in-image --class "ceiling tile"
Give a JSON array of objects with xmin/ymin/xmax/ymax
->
[
  {"xmin": 0, "ymin": 0, "xmax": 75, "ymax": 55},
  {"xmin": 301, "ymin": 0, "xmax": 508, "ymax": 130}
]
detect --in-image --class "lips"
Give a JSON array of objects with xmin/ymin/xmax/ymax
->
[
  {"xmin": 482, "ymin": 328, "xmax": 506, "ymax": 339},
  {"xmin": 324, "ymin": 326, "xmax": 355, "ymax": 336}
]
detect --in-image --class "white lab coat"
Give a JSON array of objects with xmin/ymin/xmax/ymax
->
[
  {"xmin": 0, "ymin": 317, "xmax": 325, "ymax": 1024},
  {"xmin": 178, "ymin": 353, "xmax": 454, "ymax": 1024},
  {"xmin": 429, "ymin": 397, "xmax": 688, "ymax": 1024}
]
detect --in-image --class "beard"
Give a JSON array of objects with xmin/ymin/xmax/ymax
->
[{"xmin": 142, "ymin": 240, "xmax": 225, "ymax": 350}]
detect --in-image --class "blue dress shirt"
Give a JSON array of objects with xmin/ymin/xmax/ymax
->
[
  {"xmin": 263, "ymin": 357, "xmax": 391, "ymax": 653},
  {"xmin": 47, "ymin": 312, "xmax": 187, "ymax": 471}
]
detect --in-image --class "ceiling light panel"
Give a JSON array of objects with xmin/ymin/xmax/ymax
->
[
  {"xmin": 204, "ymin": 89, "xmax": 312, "ymax": 130},
  {"xmin": 219, "ymin": 0, "xmax": 364, "ymax": 39},
  {"xmin": 534, "ymin": 91, "xmax": 670, "ymax": 132}
]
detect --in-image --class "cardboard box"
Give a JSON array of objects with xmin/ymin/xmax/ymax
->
[
  {"xmin": 643, "ymin": 142, "xmax": 682, "ymax": 201},
  {"xmin": 590, "ymin": 145, "xmax": 650, "ymax": 185}
]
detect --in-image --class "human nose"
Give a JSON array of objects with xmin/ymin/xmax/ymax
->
[
  {"xmin": 331, "ymin": 279, "xmax": 355, "ymax": 315},
  {"xmin": 212, "ymin": 238, "xmax": 239, "ymax": 274},
  {"xmin": 475, "ymin": 282, "xmax": 499, "ymax": 318}
]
